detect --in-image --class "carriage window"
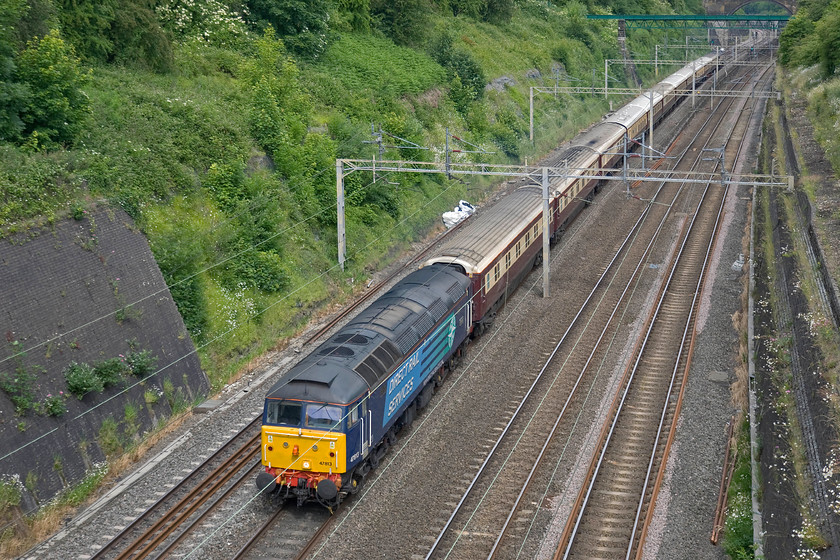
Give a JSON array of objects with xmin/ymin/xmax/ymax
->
[
  {"xmin": 533, "ymin": 223, "xmax": 539, "ymax": 236},
  {"xmin": 515, "ymin": 242, "xmax": 521, "ymax": 259},
  {"xmin": 485, "ymin": 272, "xmax": 491, "ymax": 293},
  {"xmin": 505, "ymin": 253, "xmax": 511, "ymax": 270},
  {"xmin": 305, "ymin": 403, "xmax": 343, "ymax": 430},
  {"xmin": 525, "ymin": 232, "xmax": 530, "ymax": 247},
  {"xmin": 494, "ymin": 263, "xmax": 500, "ymax": 281},
  {"xmin": 266, "ymin": 400, "xmax": 302, "ymax": 426}
]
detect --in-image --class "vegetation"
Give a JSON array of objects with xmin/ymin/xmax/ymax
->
[
  {"xmin": 779, "ymin": 0, "xmax": 840, "ymax": 77},
  {"xmin": 1, "ymin": 0, "xmax": 694, "ymax": 403}
]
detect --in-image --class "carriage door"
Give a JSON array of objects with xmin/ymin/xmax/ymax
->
[{"xmin": 360, "ymin": 397, "xmax": 370, "ymax": 458}]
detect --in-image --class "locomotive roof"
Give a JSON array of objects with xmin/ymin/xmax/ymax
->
[{"xmin": 265, "ymin": 265, "xmax": 469, "ymax": 405}]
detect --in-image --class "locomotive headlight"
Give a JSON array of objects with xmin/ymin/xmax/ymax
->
[
  {"xmin": 283, "ymin": 442, "xmax": 289, "ymax": 448},
  {"xmin": 302, "ymin": 461, "xmax": 311, "ymax": 469}
]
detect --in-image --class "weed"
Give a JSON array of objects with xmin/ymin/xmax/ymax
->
[
  {"xmin": 123, "ymin": 403, "xmax": 140, "ymax": 442},
  {"xmin": 144, "ymin": 389, "xmax": 160, "ymax": 404},
  {"xmin": 0, "ymin": 476, "xmax": 23, "ymax": 510},
  {"xmin": 124, "ymin": 349, "xmax": 158, "ymax": 378},
  {"xmin": 40, "ymin": 394, "xmax": 67, "ymax": 417},
  {"xmin": 98, "ymin": 417, "xmax": 122, "ymax": 457},
  {"xmin": 0, "ymin": 343, "xmax": 41, "ymax": 415},
  {"xmin": 93, "ymin": 357, "xmax": 127, "ymax": 387},
  {"xmin": 64, "ymin": 362, "xmax": 104, "ymax": 399}
]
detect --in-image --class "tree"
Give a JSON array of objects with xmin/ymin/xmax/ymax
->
[
  {"xmin": 370, "ymin": 0, "xmax": 431, "ymax": 46},
  {"xmin": 246, "ymin": 0, "xmax": 332, "ymax": 57},
  {"xmin": 0, "ymin": 0, "xmax": 29, "ymax": 141},
  {"xmin": 816, "ymin": 3, "xmax": 840, "ymax": 77},
  {"xmin": 55, "ymin": 0, "xmax": 172, "ymax": 71},
  {"xmin": 16, "ymin": 29, "xmax": 90, "ymax": 148}
]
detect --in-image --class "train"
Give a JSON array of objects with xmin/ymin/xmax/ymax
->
[{"xmin": 255, "ymin": 47, "xmax": 743, "ymax": 509}]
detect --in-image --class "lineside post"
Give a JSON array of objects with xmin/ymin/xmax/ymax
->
[
  {"xmin": 337, "ymin": 159, "xmax": 346, "ymax": 271},
  {"xmin": 530, "ymin": 87, "xmax": 534, "ymax": 144},
  {"xmin": 604, "ymin": 59, "xmax": 608, "ymax": 99}
]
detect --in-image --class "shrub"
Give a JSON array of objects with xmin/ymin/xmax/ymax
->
[
  {"xmin": 64, "ymin": 361, "xmax": 104, "ymax": 398},
  {"xmin": 0, "ymin": 351, "xmax": 39, "ymax": 415},
  {"xmin": 124, "ymin": 349, "xmax": 158, "ymax": 378},
  {"xmin": 247, "ymin": 0, "xmax": 332, "ymax": 57},
  {"xmin": 41, "ymin": 393, "xmax": 67, "ymax": 417},
  {"xmin": 93, "ymin": 357, "xmax": 127, "ymax": 387}
]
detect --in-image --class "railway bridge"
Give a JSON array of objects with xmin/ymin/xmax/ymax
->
[{"xmin": 703, "ymin": 0, "xmax": 796, "ymax": 15}]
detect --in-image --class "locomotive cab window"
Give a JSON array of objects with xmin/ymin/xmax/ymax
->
[
  {"xmin": 305, "ymin": 403, "xmax": 343, "ymax": 430},
  {"xmin": 266, "ymin": 400, "xmax": 302, "ymax": 426}
]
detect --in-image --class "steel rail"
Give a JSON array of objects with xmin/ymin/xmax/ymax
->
[
  {"xmin": 112, "ymin": 434, "xmax": 260, "ymax": 559},
  {"xmin": 91, "ymin": 416, "xmax": 261, "ymax": 559},
  {"xmin": 631, "ymin": 67, "xmax": 774, "ymax": 557},
  {"xmin": 556, "ymin": 60, "xmax": 775, "ymax": 560},
  {"xmin": 485, "ymin": 53, "xmax": 772, "ymax": 560},
  {"xmin": 230, "ymin": 506, "xmax": 285, "ymax": 560},
  {"xmin": 427, "ymin": 49, "xmax": 761, "ymax": 559},
  {"xmin": 153, "ymin": 462, "xmax": 262, "ymax": 559}
]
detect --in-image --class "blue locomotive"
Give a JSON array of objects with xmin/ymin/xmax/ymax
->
[{"xmin": 256, "ymin": 265, "xmax": 472, "ymax": 508}]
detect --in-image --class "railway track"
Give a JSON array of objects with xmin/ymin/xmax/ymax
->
[
  {"xmin": 91, "ymin": 417, "xmax": 262, "ymax": 559},
  {"xmin": 556, "ymin": 59, "xmax": 776, "ymax": 560},
  {"xmin": 424, "ymin": 54, "xmax": 775, "ymax": 560}
]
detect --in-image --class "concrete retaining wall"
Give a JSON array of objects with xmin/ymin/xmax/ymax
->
[{"xmin": 0, "ymin": 207, "xmax": 208, "ymax": 513}]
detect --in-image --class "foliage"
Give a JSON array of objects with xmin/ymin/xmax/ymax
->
[
  {"xmin": 333, "ymin": 0, "xmax": 371, "ymax": 32},
  {"xmin": 428, "ymin": 32, "xmax": 485, "ymax": 113},
  {"xmin": 780, "ymin": 0, "xmax": 840, "ymax": 77},
  {"xmin": 93, "ymin": 357, "xmax": 128, "ymax": 387},
  {"xmin": 56, "ymin": 0, "xmax": 173, "ymax": 71},
  {"xmin": 15, "ymin": 29, "xmax": 90, "ymax": 148},
  {"xmin": 370, "ymin": 0, "xmax": 431, "ymax": 46},
  {"xmin": 319, "ymin": 34, "xmax": 446, "ymax": 100},
  {"xmin": 0, "ymin": 476, "xmax": 22, "ymax": 510},
  {"xmin": 64, "ymin": 361, "xmax": 104, "ymax": 399},
  {"xmin": 0, "ymin": 344, "xmax": 40, "ymax": 415},
  {"xmin": 156, "ymin": 0, "xmax": 248, "ymax": 47},
  {"xmin": 722, "ymin": 418, "xmax": 755, "ymax": 558},
  {"xmin": 98, "ymin": 417, "xmax": 122, "ymax": 456},
  {"xmin": 0, "ymin": 0, "xmax": 29, "ymax": 142},
  {"xmin": 124, "ymin": 349, "xmax": 158, "ymax": 378},
  {"xmin": 246, "ymin": 0, "xmax": 332, "ymax": 57},
  {"xmin": 41, "ymin": 393, "xmax": 67, "ymax": 417}
]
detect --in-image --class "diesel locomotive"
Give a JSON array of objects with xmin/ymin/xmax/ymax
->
[{"xmin": 256, "ymin": 46, "xmax": 753, "ymax": 508}]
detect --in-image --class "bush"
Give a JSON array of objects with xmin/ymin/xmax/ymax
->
[
  {"xmin": 0, "ymin": 367, "xmax": 37, "ymax": 414},
  {"xmin": 93, "ymin": 357, "xmax": 127, "ymax": 387},
  {"xmin": 124, "ymin": 349, "xmax": 158, "ymax": 378},
  {"xmin": 246, "ymin": 0, "xmax": 332, "ymax": 57},
  {"xmin": 15, "ymin": 29, "xmax": 91, "ymax": 148},
  {"xmin": 65, "ymin": 361, "xmax": 104, "ymax": 398},
  {"xmin": 41, "ymin": 393, "xmax": 67, "ymax": 417}
]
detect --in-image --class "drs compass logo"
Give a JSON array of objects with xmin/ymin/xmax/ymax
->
[{"xmin": 383, "ymin": 314, "xmax": 457, "ymax": 426}]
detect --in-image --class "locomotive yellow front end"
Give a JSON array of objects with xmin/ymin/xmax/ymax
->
[{"xmin": 256, "ymin": 398, "xmax": 348, "ymax": 508}]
